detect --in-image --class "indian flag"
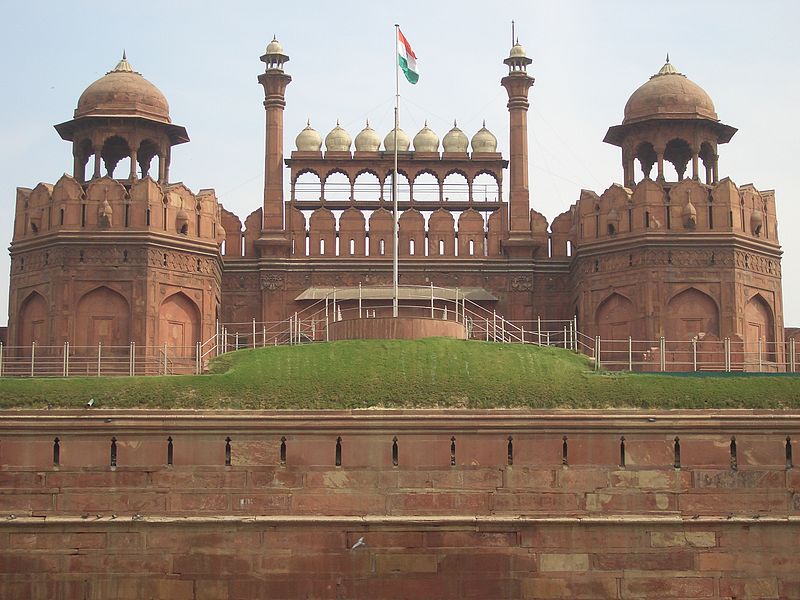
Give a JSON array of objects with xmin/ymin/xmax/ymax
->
[{"xmin": 397, "ymin": 28, "xmax": 419, "ymax": 84}]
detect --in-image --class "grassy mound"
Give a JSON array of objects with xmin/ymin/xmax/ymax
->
[{"xmin": 0, "ymin": 338, "xmax": 798, "ymax": 409}]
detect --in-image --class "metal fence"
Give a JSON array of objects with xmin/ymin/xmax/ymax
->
[
  {"xmin": 0, "ymin": 342, "xmax": 207, "ymax": 378},
  {"xmin": 2, "ymin": 285, "xmax": 795, "ymax": 377}
]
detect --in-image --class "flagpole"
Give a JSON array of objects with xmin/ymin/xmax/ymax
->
[{"xmin": 393, "ymin": 23, "xmax": 400, "ymax": 318}]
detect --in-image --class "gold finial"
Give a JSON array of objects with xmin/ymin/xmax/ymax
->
[
  {"xmin": 365, "ymin": 118, "xmax": 370, "ymax": 127},
  {"xmin": 666, "ymin": 52, "xmax": 670, "ymax": 63},
  {"xmin": 424, "ymin": 119, "xmax": 428, "ymax": 127},
  {"xmin": 122, "ymin": 50, "xmax": 127, "ymax": 60},
  {"xmin": 482, "ymin": 119, "xmax": 486, "ymax": 127},
  {"xmin": 453, "ymin": 119, "xmax": 458, "ymax": 127},
  {"xmin": 306, "ymin": 118, "xmax": 310, "ymax": 127}
]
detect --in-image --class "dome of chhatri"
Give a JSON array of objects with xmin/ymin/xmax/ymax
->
[
  {"xmin": 324, "ymin": 121, "xmax": 352, "ymax": 152},
  {"xmin": 75, "ymin": 53, "xmax": 171, "ymax": 123},
  {"xmin": 623, "ymin": 56, "xmax": 717, "ymax": 125},
  {"xmin": 265, "ymin": 36, "xmax": 284, "ymax": 55},
  {"xmin": 295, "ymin": 120, "xmax": 322, "ymax": 152},
  {"xmin": 383, "ymin": 126, "xmax": 410, "ymax": 152},
  {"xmin": 354, "ymin": 120, "xmax": 381, "ymax": 152},
  {"xmin": 471, "ymin": 121, "xmax": 497, "ymax": 153},
  {"xmin": 442, "ymin": 121, "xmax": 469, "ymax": 153},
  {"xmin": 509, "ymin": 41, "xmax": 527, "ymax": 59},
  {"xmin": 412, "ymin": 121, "xmax": 439, "ymax": 152}
]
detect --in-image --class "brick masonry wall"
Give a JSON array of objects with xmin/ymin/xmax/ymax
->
[{"xmin": 0, "ymin": 410, "xmax": 798, "ymax": 599}]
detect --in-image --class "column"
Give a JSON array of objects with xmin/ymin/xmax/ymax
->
[
  {"xmin": 129, "ymin": 148, "xmax": 138, "ymax": 180},
  {"xmin": 258, "ymin": 69, "xmax": 292, "ymax": 232},
  {"xmin": 656, "ymin": 151, "xmax": 664, "ymax": 181},
  {"xmin": 93, "ymin": 146, "xmax": 102, "ymax": 179},
  {"xmin": 158, "ymin": 152, "xmax": 167, "ymax": 183},
  {"xmin": 501, "ymin": 74, "xmax": 535, "ymax": 232},
  {"xmin": 691, "ymin": 151, "xmax": 699, "ymax": 181}
]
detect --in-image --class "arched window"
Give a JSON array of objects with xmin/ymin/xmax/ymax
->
[{"xmin": 294, "ymin": 171, "xmax": 322, "ymax": 202}]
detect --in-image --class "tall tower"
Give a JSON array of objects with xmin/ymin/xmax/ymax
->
[
  {"xmin": 501, "ymin": 40, "xmax": 537, "ymax": 257},
  {"xmin": 257, "ymin": 37, "xmax": 292, "ymax": 256}
]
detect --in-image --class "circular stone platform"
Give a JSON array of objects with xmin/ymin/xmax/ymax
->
[{"xmin": 327, "ymin": 316, "xmax": 467, "ymax": 341}]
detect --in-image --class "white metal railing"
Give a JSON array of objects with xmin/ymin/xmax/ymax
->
[
  {"xmin": 0, "ymin": 342, "xmax": 203, "ymax": 378},
  {"xmin": 4, "ymin": 284, "xmax": 795, "ymax": 377}
]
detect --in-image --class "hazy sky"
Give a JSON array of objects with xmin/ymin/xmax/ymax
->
[{"xmin": 1, "ymin": 1, "xmax": 798, "ymax": 324}]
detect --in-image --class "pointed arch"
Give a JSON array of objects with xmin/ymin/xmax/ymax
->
[
  {"xmin": 595, "ymin": 292, "xmax": 642, "ymax": 346},
  {"xmin": 665, "ymin": 287, "xmax": 719, "ymax": 340},
  {"xmin": 744, "ymin": 293, "xmax": 775, "ymax": 361},
  {"xmin": 17, "ymin": 291, "xmax": 48, "ymax": 349},
  {"xmin": 158, "ymin": 292, "xmax": 201, "ymax": 357},
  {"xmin": 75, "ymin": 286, "xmax": 130, "ymax": 350}
]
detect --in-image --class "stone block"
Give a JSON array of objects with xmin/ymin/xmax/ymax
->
[
  {"xmin": 719, "ymin": 577, "xmax": 779, "ymax": 599},
  {"xmin": 47, "ymin": 470, "xmax": 148, "ymax": 489},
  {"xmin": 585, "ymin": 491, "xmax": 674, "ymax": 512},
  {"xmin": 680, "ymin": 437, "xmax": 732, "ymax": 468},
  {"xmin": 522, "ymin": 524, "xmax": 649, "ymax": 549},
  {"xmin": 592, "ymin": 550, "xmax": 694, "ymax": 571},
  {"xmin": 678, "ymin": 492, "xmax": 789, "ymax": 514},
  {"xmin": 150, "ymin": 468, "xmax": 246, "ymax": 489},
  {"xmin": 0, "ymin": 492, "xmax": 53, "ymax": 512},
  {"xmin": 511, "ymin": 435, "xmax": 565, "ymax": 466},
  {"xmin": 230, "ymin": 439, "xmax": 280, "ymax": 466},
  {"xmin": 389, "ymin": 491, "xmax": 489, "ymax": 514},
  {"xmin": 557, "ymin": 467, "xmax": 609, "ymax": 490},
  {"xmin": 248, "ymin": 468, "xmax": 303, "ymax": 489},
  {"xmin": 539, "ymin": 552, "xmax": 589, "ymax": 572},
  {"xmin": 10, "ymin": 532, "xmax": 106, "ymax": 549},
  {"xmin": 170, "ymin": 436, "xmax": 226, "ymax": 466},
  {"xmin": 620, "ymin": 576, "xmax": 714, "ymax": 598},
  {"xmin": 291, "ymin": 492, "xmax": 386, "ymax": 515},
  {"xmin": 304, "ymin": 469, "xmax": 379, "ymax": 489},
  {"xmin": 521, "ymin": 575, "xmax": 618, "ymax": 599},
  {"xmin": 455, "ymin": 435, "xmax": 509, "ymax": 467},
  {"xmin": 491, "ymin": 491, "xmax": 581, "ymax": 513},
  {"xmin": 346, "ymin": 531, "xmax": 423, "ymax": 549},
  {"xmin": 503, "ymin": 466, "xmax": 555, "ymax": 489},
  {"xmin": 423, "ymin": 531, "xmax": 517, "ymax": 548},
  {"xmin": 374, "ymin": 553, "xmax": 439, "ymax": 573},
  {"xmin": 168, "ymin": 492, "xmax": 228, "ymax": 512},
  {"xmin": 231, "ymin": 493, "xmax": 290, "ymax": 513},
  {"xmin": 693, "ymin": 469, "xmax": 786, "ymax": 489},
  {"xmin": 610, "ymin": 468, "xmax": 690, "ymax": 490},
  {"xmin": 649, "ymin": 530, "xmax": 716, "ymax": 548}
]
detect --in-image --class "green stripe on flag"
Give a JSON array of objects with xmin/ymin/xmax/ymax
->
[{"xmin": 399, "ymin": 55, "xmax": 419, "ymax": 84}]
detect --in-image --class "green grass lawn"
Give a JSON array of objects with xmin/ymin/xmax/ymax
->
[{"xmin": 0, "ymin": 338, "xmax": 798, "ymax": 409}]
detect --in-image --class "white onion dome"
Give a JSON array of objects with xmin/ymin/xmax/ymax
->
[
  {"xmin": 265, "ymin": 37, "xmax": 284, "ymax": 55},
  {"xmin": 471, "ymin": 120, "xmax": 497, "ymax": 153},
  {"xmin": 442, "ymin": 120, "xmax": 469, "ymax": 153},
  {"xmin": 354, "ymin": 120, "xmax": 381, "ymax": 152},
  {"xmin": 413, "ymin": 121, "xmax": 439, "ymax": 152},
  {"xmin": 384, "ymin": 126, "xmax": 410, "ymax": 152},
  {"xmin": 324, "ymin": 120, "xmax": 352, "ymax": 152},
  {"xmin": 509, "ymin": 41, "xmax": 527, "ymax": 59},
  {"xmin": 295, "ymin": 120, "xmax": 322, "ymax": 151}
]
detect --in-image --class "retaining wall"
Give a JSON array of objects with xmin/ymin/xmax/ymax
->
[{"xmin": 0, "ymin": 410, "xmax": 798, "ymax": 599}]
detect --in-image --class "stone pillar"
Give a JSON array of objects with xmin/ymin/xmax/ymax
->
[
  {"xmin": 712, "ymin": 156, "xmax": 719, "ymax": 184},
  {"xmin": 501, "ymin": 71, "xmax": 535, "ymax": 233},
  {"xmin": 692, "ymin": 151, "xmax": 699, "ymax": 181},
  {"xmin": 93, "ymin": 147, "xmax": 102, "ymax": 180},
  {"xmin": 73, "ymin": 152, "xmax": 84, "ymax": 183},
  {"xmin": 129, "ymin": 148, "xmax": 138, "ymax": 180},
  {"xmin": 258, "ymin": 64, "xmax": 292, "ymax": 232},
  {"xmin": 158, "ymin": 152, "xmax": 167, "ymax": 183},
  {"xmin": 656, "ymin": 151, "xmax": 664, "ymax": 181},
  {"xmin": 623, "ymin": 151, "xmax": 634, "ymax": 187}
]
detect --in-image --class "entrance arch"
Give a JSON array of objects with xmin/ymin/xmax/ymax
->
[
  {"xmin": 595, "ymin": 293, "xmax": 642, "ymax": 367},
  {"xmin": 75, "ymin": 287, "xmax": 130, "ymax": 350},
  {"xmin": 665, "ymin": 288, "xmax": 719, "ymax": 340},
  {"xmin": 158, "ymin": 292, "xmax": 200, "ymax": 357},
  {"xmin": 17, "ymin": 292, "xmax": 48, "ymax": 349},
  {"xmin": 744, "ymin": 294, "xmax": 775, "ymax": 361}
]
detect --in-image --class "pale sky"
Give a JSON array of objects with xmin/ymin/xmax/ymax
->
[{"xmin": 1, "ymin": 1, "xmax": 798, "ymax": 324}]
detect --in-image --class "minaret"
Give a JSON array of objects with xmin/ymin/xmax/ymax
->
[
  {"xmin": 257, "ymin": 37, "xmax": 292, "ymax": 253},
  {"xmin": 501, "ymin": 39, "xmax": 536, "ymax": 254}
]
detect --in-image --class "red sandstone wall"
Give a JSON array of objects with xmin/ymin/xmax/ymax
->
[{"xmin": 0, "ymin": 410, "xmax": 798, "ymax": 599}]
